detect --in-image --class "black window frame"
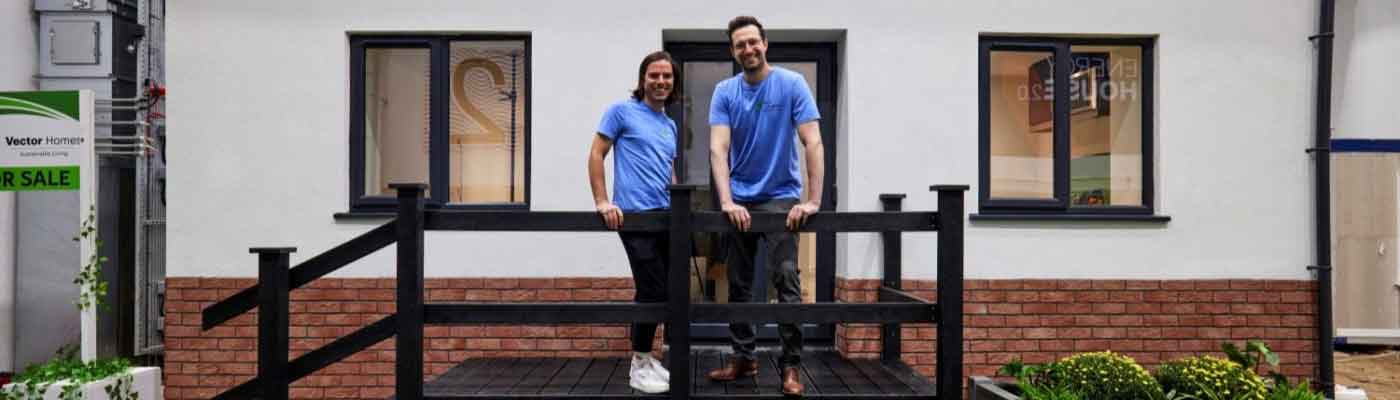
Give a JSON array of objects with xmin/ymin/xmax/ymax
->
[
  {"xmin": 348, "ymin": 34, "xmax": 532, "ymax": 213},
  {"xmin": 977, "ymin": 36, "xmax": 1158, "ymax": 219}
]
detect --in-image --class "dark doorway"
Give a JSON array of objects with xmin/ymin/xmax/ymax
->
[{"xmin": 664, "ymin": 41, "xmax": 839, "ymax": 342}]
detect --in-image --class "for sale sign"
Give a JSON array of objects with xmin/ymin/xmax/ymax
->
[{"xmin": 0, "ymin": 91, "xmax": 92, "ymax": 191}]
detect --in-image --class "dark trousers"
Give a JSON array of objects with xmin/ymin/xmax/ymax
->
[
  {"xmin": 725, "ymin": 198, "xmax": 803, "ymax": 367},
  {"xmin": 620, "ymin": 230, "xmax": 670, "ymax": 353}
]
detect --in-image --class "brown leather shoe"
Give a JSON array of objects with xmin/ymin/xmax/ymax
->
[
  {"xmin": 781, "ymin": 367, "xmax": 803, "ymax": 396},
  {"xmin": 707, "ymin": 357, "xmax": 759, "ymax": 381}
]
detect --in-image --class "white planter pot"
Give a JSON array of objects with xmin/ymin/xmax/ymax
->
[{"xmin": 1, "ymin": 367, "xmax": 160, "ymax": 400}]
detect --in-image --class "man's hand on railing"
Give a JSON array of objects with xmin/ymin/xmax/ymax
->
[
  {"xmin": 721, "ymin": 202, "xmax": 751, "ymax": 232},
  {"xmin": 786, "ymin": 201, "xmax": 819, "ymax": 231},
  {"xmin": 595, "ymin": 201, "xmax": 624, "ymax": 230}
]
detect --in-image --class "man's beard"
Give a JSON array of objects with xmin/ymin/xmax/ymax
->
[{"xmin": 742, "ymin": 59, "xmax": 764, "ymax": 73}]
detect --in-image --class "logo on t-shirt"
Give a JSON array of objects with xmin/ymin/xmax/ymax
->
[{"xmin": 753, "ymin": 98, "xmax": 763, "ymax": 113}]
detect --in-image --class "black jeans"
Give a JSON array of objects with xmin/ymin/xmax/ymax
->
[
  {"xmin": 620, "ymin": 230, "xmax": 670, "ymax": 353},
  {"xmin": 725, "ymin": 198, "xmax": 803, "ymax": 366}
]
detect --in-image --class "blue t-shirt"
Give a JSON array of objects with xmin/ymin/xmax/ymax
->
[
  {"xmin": 708, "ymin": 66, "xmax": 820, "ymax": 202},
  {"xmin": 597, "ymin": 99, "xmax": 677, "ymax": 212}
]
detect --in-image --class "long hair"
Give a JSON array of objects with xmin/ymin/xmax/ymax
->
[{"xmin": 630, "ymin": 51, "xmax": 680, "ymax": 106}]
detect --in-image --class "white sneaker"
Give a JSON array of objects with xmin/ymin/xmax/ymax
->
[
  {"xmin": 630, "ymin": 355, "xmax": 670, "ymax": 394},
  {"xmin": 647, "ymin": 356, "xmax": 671, "ymax": 381}
]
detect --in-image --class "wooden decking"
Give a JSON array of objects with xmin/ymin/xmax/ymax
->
[{"xmin": 421, "ymin": 349, "xmax": 936, "ymax": 399}]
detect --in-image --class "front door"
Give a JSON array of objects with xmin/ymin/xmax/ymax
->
[{"xmin": 665, "ymin": 41, "xmax": 839, "ymax": 342}]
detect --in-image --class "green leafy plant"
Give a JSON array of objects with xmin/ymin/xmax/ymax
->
[
  {"xmin": 1002, "ymin": 352, "xmax": 1162, "ymax": 400},
  {"xmin": 72, "ymin": 205, "xmax": 108, "ymax": 312},
  {"xmin": 997, "ymin": 342, "xmax": 1326, "ymax": 400},
  {"xmin": 998, "ymin": 357, "xmax": 1032, "ymax": 380},
  {"xmin": 999, "ymin": 358, "xmax": 1082, "ymax": 400},
  {"xmin": 1222, "ymin": 340, "xmax": 1278, "ymax": 373},
  {"xmin": 1155, "ymin": 355, "xmax": 1267, "ymax": 400},
  {"xmin": 0, "ymin": 379, "xmax": 47, "ymax": 400},
  {"xmin": 1047, "ymin": 351, "xmax": 1164, "ymax": 400},
  {"xmin": 101, "ymin": 374, "xmax": 136, "ymax": 400},
  {"xmin": 1223, "ymin": 340, "xmax": 1288, "ymax": 387},
  {"xmin": 1264, "ymin": 380, "xmax": 1324, "ymax": 400},
  {"xmin": 1224, "ymin": 340, "xmax": 1326, "ymax": 399},
  {"xmin": 0, "ymin": 346, "xmax": 138, "ymax": 400},
  {"xmin": 1018, "ymin": 382, "xmax": 1083, "ymax": 400},
  {"xmin": 1164, "ymin": 389, "xmax": 1201, "ymax": 400}
]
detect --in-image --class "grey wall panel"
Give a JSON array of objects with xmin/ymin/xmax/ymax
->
[{"xmin": 15, "ymin": 191, "xmax": 81, "ymax": 368}]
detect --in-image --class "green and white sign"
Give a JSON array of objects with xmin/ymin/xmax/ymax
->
[
  {"xmin": 0, "ymin": 90, "xmax": 98, "ymax": 362},
  {"xmin": 0, "ymin": 91, "xmax": 91, "ymax": 191}
]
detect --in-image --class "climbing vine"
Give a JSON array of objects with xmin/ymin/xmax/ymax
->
[{"xmin": 72, "ymin": 205, "xmax": 107, "ymax": 312}]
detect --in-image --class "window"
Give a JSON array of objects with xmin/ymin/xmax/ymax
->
[
  {"xmin": 978, "ymin": 36, "xmax": 1156, "ymax": 218},
  {"xmin": 350, "ymin": 35, "xmax": 529, "ymax": 212}
]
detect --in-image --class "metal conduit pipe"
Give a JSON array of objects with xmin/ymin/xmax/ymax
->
[{"xmin": 1308, "ymin": 0, "xmax": 1336, "ymax": 397}]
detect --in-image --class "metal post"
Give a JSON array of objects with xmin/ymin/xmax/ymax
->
[
  {"xmin": 668, "ymin": 185, "xmax": 694, "ymax": 400},
  {"xmin": 932, "ymin": 185, "xmax": 967, "ymax": 400},
  {"xmin": 392, "ymin": 183, "xmax": 427, "ymax": 400},
  {"xmin": 254, "ymin": 247, "xmax": 295, "ymax": 400},
  {"xmin": 879, "ymin": 194, "xmax": 905, "ymax": 364}
]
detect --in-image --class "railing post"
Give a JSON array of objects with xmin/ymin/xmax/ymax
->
[
  {"xmin": 667, "ymin": 185, "xmax": 694, "ymax": 400},
  {"xmin": 253, "ymin": 247, "xmax": 295, "ymax": 400},
  {"xmin": 392, "ymin": 183, "xmax": 427, "ymax": 400},
  {"xmin": 931, "ymin": 185, "xmax": 967, "ymax": 400},
  {"xmin": 879, "ymin": 194, "xmax": 906, "ymax": 364}
]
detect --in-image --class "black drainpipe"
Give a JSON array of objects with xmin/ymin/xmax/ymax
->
[{"xmin": 1307, "ymin": 0, "xmax": 1335, "ymax": 397}]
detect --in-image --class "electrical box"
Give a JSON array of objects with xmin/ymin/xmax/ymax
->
[
  {"xmin": 51, "ymin": 20, "xmax": 101, "ymax": 65},
  {"xmin": 39, "ymin": 15, "xmax": 113, "ymax": 78}
]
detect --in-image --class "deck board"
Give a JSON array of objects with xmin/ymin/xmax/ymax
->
[{"xmin": 420, "ymin": 349, "xmax": 935, "ymax": 398}]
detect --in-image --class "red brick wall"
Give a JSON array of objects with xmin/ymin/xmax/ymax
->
[
  {"xmin": 166, "ymin": 277, "xmax": 1320, "ymax": 399},
  {"xmin": 164, "ymin": 277, "xmax": 660, "ymax": 400},
  {"xmin": 835, "ymin": 278, "xmax": 1319, "ymax": 383}
]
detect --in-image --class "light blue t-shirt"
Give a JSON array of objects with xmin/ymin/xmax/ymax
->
[
  {"xmin": 597, "ymin": 99, "xmax": 677, "ymax": 212},
  {"xmin": 708, "ymin": 66, "xmax": 820, "ymax": 202}
]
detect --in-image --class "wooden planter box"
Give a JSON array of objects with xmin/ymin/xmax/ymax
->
[
  {"xmin": 1, "ymin": 367, "xmax": 160, "ymax": 400},
  {"xmin": 969, "ymin": 376, "xmax": 1020, "ymax": 400}
]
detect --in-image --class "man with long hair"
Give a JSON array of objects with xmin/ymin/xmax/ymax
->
[{"xmin": 587, "ymin": 51, "xmax": 681, "ymax": 394}]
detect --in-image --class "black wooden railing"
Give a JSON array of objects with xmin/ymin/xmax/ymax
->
[{"xmin": 201, "ymin": 183, "xmax": 967, "ymax": 400}]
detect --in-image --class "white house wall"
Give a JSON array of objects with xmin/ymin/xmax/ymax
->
[
  {"xmin": 0, "ymin": 0, "xmax": 37, "ymax": 375},
  {"xmin": 168, "ymin": 0, "xmax": 1318, "ymax": 280},
  {"xmin": 0, "ymin": 3, "xmax": 35, "ymax": 91}
]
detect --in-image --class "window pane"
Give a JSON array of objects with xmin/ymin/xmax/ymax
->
[
  {"xmin": 364, "ymin": 48, "xmax": 430, "ymax": 197},
  {"xmin": 989, "ymin": 50, "xmax": 1055, "ymax": 199},
  {"xmin": 449, "ymin": 40, "xmax": 527, "ymax": 204},
  {"xmin": 681, "ymin": 61, "xmax": 729, "ymax": 185},
  {"xmin": 1069, "ymin": 46, "xmax": 1143, "ymax": 207}
]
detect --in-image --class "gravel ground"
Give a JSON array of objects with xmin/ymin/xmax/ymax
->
[{"xmin": 1337, "ymin": 351, "xmax": 1400, "ymax": 400}]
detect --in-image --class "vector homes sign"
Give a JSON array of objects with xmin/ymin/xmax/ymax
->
[{"xmin": 0, "ymin": 91, "xmax": 93, "ymax": 191}]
